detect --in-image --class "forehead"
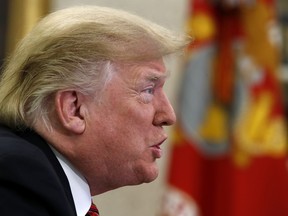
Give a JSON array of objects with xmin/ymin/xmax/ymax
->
[{"xmin": 118, "ymin": 59, "xmax": 168, "ymax": 81}]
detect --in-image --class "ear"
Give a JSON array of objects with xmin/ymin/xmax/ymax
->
[{"xmin": 55, "ymin": 90, "xmax": 86, "ymax": 134}]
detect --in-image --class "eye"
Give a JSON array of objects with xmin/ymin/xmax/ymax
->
[
  {"xmin": 140, "ymin": 87, "xmax": 155, "ymax": 103},
  {"xmin": 143, "ymin": 87, "xmax": 155, "ymax": 95}
]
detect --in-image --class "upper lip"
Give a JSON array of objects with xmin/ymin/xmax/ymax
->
[{"xmin": 151, "ymin": 136, "xmax": 167, "ymax": 147}]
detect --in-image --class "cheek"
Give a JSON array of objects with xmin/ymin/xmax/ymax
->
[
  {"xmin": 117, "ymin": 112, "xmax": 154, "ymax": 146},
  {"xmin": 101, "ymin": 112, "xmax": 152, "ymax": 156},
  {"xmin": 88, "ymin": 96, "xmax": 156, "ymax": 152},
  {"xmin": 122, "ymin": 102, "xmax": 155, "ymax": 126}
]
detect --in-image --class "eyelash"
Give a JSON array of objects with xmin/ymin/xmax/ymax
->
[
  {"xmin": 143, "ymin": 87, "xmax": 155, "ymax": 95},
  {"xmin": 140, "ymin": 87, "xmax": 155, "ymax": 103}
]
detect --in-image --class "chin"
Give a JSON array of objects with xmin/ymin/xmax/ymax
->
[
  {"xmin": 145, "ymin": 174, "xmax": 158, "ymax": 183},
  {"xmin": 130, "ymin": 173, "xmax": 158, "ymax": 186},
  {"xmin": 141, "ymin": 167, "xmax": 159, "ymax": 183},
  {"xmin": 127, "ymin": 163, "xmax": 160, "ymax": 185}
]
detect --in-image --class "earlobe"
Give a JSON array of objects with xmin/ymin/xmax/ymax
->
[{"xmin": 55, "ymin": 91, "xmax": 86, "ymax": 134}]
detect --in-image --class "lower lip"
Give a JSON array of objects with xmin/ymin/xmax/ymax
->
[{"xmin": 151, "ymin": 145, "xmax": 162, "ymax": 158}]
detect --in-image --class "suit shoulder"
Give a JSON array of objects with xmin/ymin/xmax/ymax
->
[
  {"xmin": 0, "ymin": 126, "xmax": 56, "ymax": 182},
  {"xmin": 0, "ymin": 126, "xmax": 44, "ymax": 159},
  {"xmin": 0, "ymin": 127, "xmax": 76, "ymax": 216}
]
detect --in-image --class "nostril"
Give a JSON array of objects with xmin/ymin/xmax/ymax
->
[{"xmin": 162, "ymin": 121, "xmax": 169, "ymax": 126}]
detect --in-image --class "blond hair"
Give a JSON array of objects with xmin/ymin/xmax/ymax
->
[{"xmin": 0, "ymin": 5, "xmax": 188, "ymax": 130}]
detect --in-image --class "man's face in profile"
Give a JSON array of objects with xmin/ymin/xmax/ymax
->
[{"xmin": 80, "ymin": 58, "xmax": 176, "ymax": 191}]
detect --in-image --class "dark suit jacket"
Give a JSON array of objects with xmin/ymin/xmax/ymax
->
[{"xmin": 0, "ymin": 125, "xmax": 77, "ymax": 216}]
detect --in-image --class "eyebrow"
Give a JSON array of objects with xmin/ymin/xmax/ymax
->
[{"xmin": 145, "ymin": 70, "xmax": 170, "ymax": 83}]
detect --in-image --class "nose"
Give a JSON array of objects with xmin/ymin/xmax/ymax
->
[{"xmin": 153, "ymin": 93, "xmax": 176, "ymax": 127}]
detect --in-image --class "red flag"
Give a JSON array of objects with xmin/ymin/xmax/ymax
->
[{"xmin": 161, "ymin": 0, "xmax": 288, "ymax": 215}]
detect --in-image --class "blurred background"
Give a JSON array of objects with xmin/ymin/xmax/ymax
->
[{"xmin": 0, "ymin": 0, "xmax": 287, "ymax": 216}]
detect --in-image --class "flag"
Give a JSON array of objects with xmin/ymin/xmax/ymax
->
[{"xmin": 160, "ymin": 0, "xmax": 288, "ymax": 215}]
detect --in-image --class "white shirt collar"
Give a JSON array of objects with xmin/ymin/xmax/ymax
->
[{"xmin": 50, "ymin": 147, "xmax": 91, "ymax": 216}]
